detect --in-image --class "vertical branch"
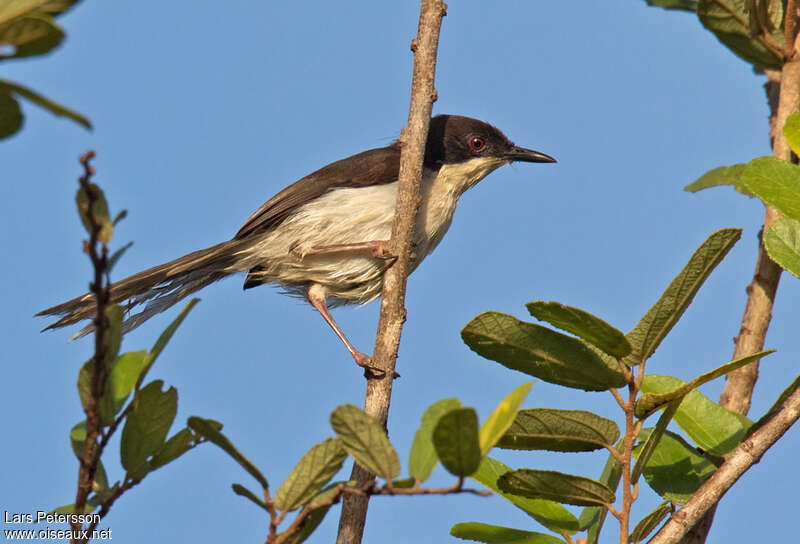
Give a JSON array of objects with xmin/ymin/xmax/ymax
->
[
  {"xmin": 71, "ymin": 151, "xmax": 111, "ymax": 539},
  {"xmin": 681, "ymin": 6, "xmax": 800, "ymax": 543},
  {"xmin": 335, "ymin": 1, "xmax": 446, "ymax": 543},
  {"xmin": 719, "ymin": 0, "xmax": 800, "ymax": 418}
]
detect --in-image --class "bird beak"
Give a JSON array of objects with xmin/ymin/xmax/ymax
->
[{"xmin": 505, "ymin": 146, "xmax": 556, "ymax": 163}]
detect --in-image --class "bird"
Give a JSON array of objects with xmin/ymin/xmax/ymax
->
[{"xmin": 38, "ymin": 114, "xmax": 555, "ymax": 372}]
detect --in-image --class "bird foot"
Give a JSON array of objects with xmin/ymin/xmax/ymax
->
[{"xmin": 352, "ymin": 350, "xmax": 400, "ymax": 380}]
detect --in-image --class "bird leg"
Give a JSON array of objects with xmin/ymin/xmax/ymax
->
[
  {"xmin": 307, "ymin": 284, "xmax": 395, "ymax": 378},
  {"xmin": 291, "ymin": 240, "xmax": 397, "ymax": 264}
]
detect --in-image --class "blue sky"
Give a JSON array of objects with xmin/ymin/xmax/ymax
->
[{"xmin": 2, "ymin": 1, "xmax": 799, "ymax": 543}]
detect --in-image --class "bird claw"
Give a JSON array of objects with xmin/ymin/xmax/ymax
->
[{"xmin": 352, "ymin": 350, "xmax": 400, "ymax": 379}]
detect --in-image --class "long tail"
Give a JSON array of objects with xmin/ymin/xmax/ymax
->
[{"xmin": 37, "ymin": 238, "xmax": 251, "ymax": 338}]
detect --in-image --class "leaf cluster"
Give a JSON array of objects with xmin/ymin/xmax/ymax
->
[
  {"xmin": 0, "ymin": 0, "xmax": 90, "ymax": 139},
  {"xmin": 453, "ymin": 228, "xmax": 779, "ymax": 544}
]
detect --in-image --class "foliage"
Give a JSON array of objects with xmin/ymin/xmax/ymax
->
[
  {"xmin": 451, "ymin": 228, "xmax": 783, "ymax": 543},
  {"xmin": 0, "ymin": 0, "xmax": 91, "ymax": 139}
]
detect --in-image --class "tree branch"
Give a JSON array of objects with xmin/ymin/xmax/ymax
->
[
  {"xmin": 648, "ymin": 377, "xmax": 800, "ymax": 544},
  {"xmin": 335, "ymin": 2, "xmax": 446, "ymax": 542}
]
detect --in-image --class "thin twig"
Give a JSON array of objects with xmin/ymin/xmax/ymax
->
[
  {"xmin": 71, "ymin": 151, "xmax": 111, "ymax": 542},
  {"xmin": 335, "ymin": 2, "xmax": 446, "ymax": 543}
]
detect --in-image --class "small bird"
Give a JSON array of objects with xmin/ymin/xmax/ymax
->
[{"xmin": 38, "ymin": 114, "xmax": 555, "ymax": 370}]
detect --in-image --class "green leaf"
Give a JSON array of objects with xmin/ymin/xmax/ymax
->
[
  {"xmin": 99, "ymin": 350, "xmax": 148, "ymax": 425},
  {"xmin": 274, "ymin": 437, "xmax": 347, "ymax": 512},
  {"xmin": 630, "ymin": 501, "xmax": 672, "ymax": 543},
  {"xmin": 765, "ymin": 217, "xmax": 800, "ymax": 278},
  {"xmin": 526, "ymin": 301, "xmax": 631, "ymax": 358},
  {"xmin": 470, "ymin": 457, "xmax": 579, "ymax": 535},
  {"xmin": 150, "ymin": 427, "xmax": 196, "ymax": 469},
  {"xmin": 432, "ymin": 407, "xmax": 482, "ymax": 477},
  {"xmin": 408, "ymin": 398, "xmax": 462, "ymax": 483},
  {"xmin": 77, "ymin": 359, "xmax": 92, "ymax": 411},
  {"xmin": 740, "ymin": 156, "xmax": 800, "ymax": 221},
  {"xmin": 497, "ymin": 408, "xmax": 620, "ymax": 452},
  {"xmin": 631, "ymin": 399, "xmax": 681, "ymax": 483},
  {"xmin": 624, "ymin": 228, "xmax": 741, "ymax": 366},
  {"xmin": 75, "ymin": 182, "xmax": 113, "ymax": 244},
  {"xmin": 498, "ymin": 469, "xmax": 615, "ymax": 507},
  {"xmin": 0, "ymin": 1, "xmax": 49, "ymax": 24},
  {"xmin": 784, "ymin": 112, "xmax": 800, "ymax": 156},
  {"xmin": 232, "ymin": 483, "xmax": 269, "ymax": 512},
  {"xmin": 102, "ymin": 305, "xmax": 123, "ymax": 363},
  {"xmin": 187, "ymin": 416, "xmax": 269, "ymax": 489},
  {"xmin": 284, "ymin": 504, "xmax": 332, "ymax": 544},
  {"xmin": 684, "ymin": 163, "xmax": 753, "ymax": 196},
  {"xmin": 641, "ymin": 374, "xmax": 754, "ymax": 456},
  {"xmin": 644, "ymin": 0, "xmax": 697, "ymax": 11},
  {"xmin": 107, "ymin": 241, "xmax": 133, "ymax": 274},
  {"xmin": 69, "ymin": 420, "xmax": 86, "ymax": 459},
  {"xmin": 450, "ymin": 522, "xmax": 563, "ymax": 544},
  {"xmin": 0, "ymin": 78, "xmax": 91, "ymax": 130},
  {"xmin": 479, "ymin": 382, "xmax": 533, "ymax": 455},
  {"xmin": 0, "ymin": 91, "xmax": 22, "ymax": 139},
  {"xmin": 120, "ymin": 380, "xmax": 177, "ymax": 479},
  {"xmin": 0, "ymin": 13, "xmax": 63, "ymax": 58},
  {"xmin": 635, "ymin": 350, "xmax": 774, "ymax": 419},
  {"xmin": 330, "ymin": 404, "xmax": 400, "ymax": 482},
  {"xmin": 578, "ymin": 444, "xmax": 623, "ymax": 538},
  {"xmin": 633, "ymin": 429, "xmax": 716, "ymax": 504},
  {"xmin": 0, "ymin": 0, "xmax": 79, "ymax": 25},
  {"xmin": 697, "ymin": 0, "xmax": 784, "ymax": 70},
  {"xmin": 462, "ymin": 311, "xmax": 627, "ymax": 391}
]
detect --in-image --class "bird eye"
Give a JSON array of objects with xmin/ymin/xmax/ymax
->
[{"xmin": 469, "ymin": 137, "xmax": 485, "ymax": 152}]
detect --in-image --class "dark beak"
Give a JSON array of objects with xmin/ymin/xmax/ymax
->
[{"xmin": 505, "ymin": 146, "xmax": 556, "ymax": 163}]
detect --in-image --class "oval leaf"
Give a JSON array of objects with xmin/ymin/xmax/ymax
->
[
  {"xmin": 99, "ymin": 350, "xmax": 148, "ymax": 425},
  {"xmin": 471, "ymin": 457, "xmax": 579, "ymax": 535},
  {"xmin": 150, "ymin": 427, "xmax": 196, "ymax": 470},
  {"xmin": 633, "ymin": 429, "xmax": 715, "ymax": 504},
  {"xmin": 408, "ymin": 398, "xmax": 462, "ymax": 483},
  {"xmin": 433, "ymin": 407, "xmax": 481, "ymax": 477},
  {"xmin": 740, "ymin": 156, "xmax": 800, "ymax": 221},
  {"xmin": 330, "ymin": 404, "xmax": 400, "ymax": 481},
  {"xmin": 274, "ymin": 437, "xmax": 347, "ymax": 512},
  {"xmin": 684, "ymin": 163, "xmax": 752, "ymax": 197},
  {"xmin": 630, "ymin": 501, "xmax": 672, "ymax": 543},
  {"xmin": 764, "ymin": 217, "xmax": 800, "ymax": 279},
  {"xmin": 479, "ymin": 382, "xmax": 533, "ymax": 455},
  {"xmin": 697, "ymin": 0, "xmax": 784, "ymax": 69},
  {"xmin": 462, "ymin": 311, "xmax": 626, "ymax": 391},
  {"xmin": 526, "ymin": 301, "xmax": 631, "ymax": 358},
  {"xmin": 497, "ymin": 408, "xmax": 620, "ymax": 452},
  {"xmin": 450, "ymin": 522, "xmax": 563, "ymax": 544},
  {"xmin": 0, "ymin": 91, "xmax": 22, "ymax": 139},
  {"xmin": 783, "ymin": 112, "xmax": 800, "ymax": 157},
  {"xmin": 498, "ymin": 469, "xmax": 615, "ymax": 507},
  {"xmin": 120, "ymin": 380, "xmax": 177, "ymax": 479}
]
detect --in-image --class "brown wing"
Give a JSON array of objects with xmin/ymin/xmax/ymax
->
[{"xmin": 235, "ymin": 142, "xmax": 402, "ymax": 239}]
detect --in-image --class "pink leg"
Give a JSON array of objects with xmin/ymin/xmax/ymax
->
[
  {"xmin": 307, "ymin": 284, "xmax": 380, "ymax": 374},
  {"xmin": 292, "ymin": 240, "xmax": 396, "ymax": 261}
]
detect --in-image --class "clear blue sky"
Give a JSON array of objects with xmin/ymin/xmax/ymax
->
[{"xmin": 2, "ymin": 1, "xmax": 798, "ymax": 543}]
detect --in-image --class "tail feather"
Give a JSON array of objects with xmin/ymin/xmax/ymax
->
[{"xmin": 38, "ymin": 239, "xmax": 250, "ymax": 336}]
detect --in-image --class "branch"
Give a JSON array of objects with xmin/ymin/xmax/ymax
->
[
  {"xmin": 71, "ymin": 151, "xmax": 111, "ymax": 540},
  {"xmin": 335, "ymin": 2, "xmax": 446, "ymax": 543},
  {"xmin": 648, "ymin": 379, "xmax": 800, "ymax": 544}
]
